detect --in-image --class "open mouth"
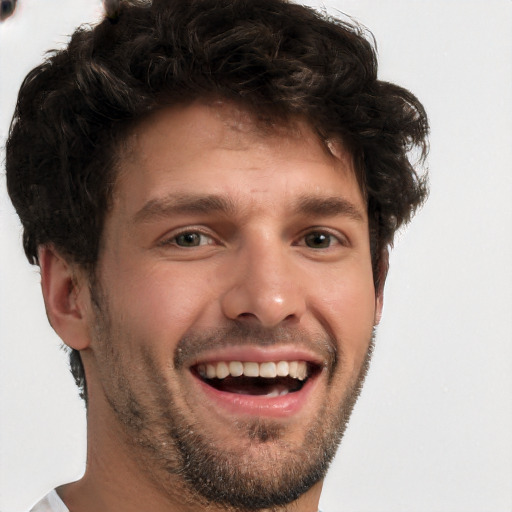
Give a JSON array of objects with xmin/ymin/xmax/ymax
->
[{"xmin": 193, "ymin": 360, "xmax": 318, "ymax": 397}]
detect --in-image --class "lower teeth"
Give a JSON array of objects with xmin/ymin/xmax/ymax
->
[{"xmin": 266, "ymin": 389, "xmax": 289, "ymax": 398}]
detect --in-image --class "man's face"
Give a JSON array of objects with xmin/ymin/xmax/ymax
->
[{"xmin": 84, "ymin": 102, "xmax": 379, "ymax": 509}]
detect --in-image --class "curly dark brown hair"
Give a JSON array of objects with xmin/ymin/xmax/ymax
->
[{"xmin": 6, "ymin": 0, "xmax": 428, "ymax": 401}]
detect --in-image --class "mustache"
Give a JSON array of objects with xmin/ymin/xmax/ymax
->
[{"xmin": 173, "ymin": 322, "xmax": 338, "ymax": 375}]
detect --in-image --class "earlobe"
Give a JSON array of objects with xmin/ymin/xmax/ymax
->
[
  {"xmin": 39, "ymin": 246, "xmax": 91, "ymax": 351},
  {"xmin": 374, "ymin": 290, "xmax": 384, "ymax": 326},
  {"xmin": 374, "ymin": 247, "xmax": 389, "ymax": 326}
]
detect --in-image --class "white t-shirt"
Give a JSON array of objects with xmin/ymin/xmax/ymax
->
[{"xmin": 29, "ymin": 490, "xmax": 69, "ymax": 512}]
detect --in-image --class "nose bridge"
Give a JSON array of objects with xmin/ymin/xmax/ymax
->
[{"xmin": 220, "ymin": 231, "xmax": 305, "ymax": 327}]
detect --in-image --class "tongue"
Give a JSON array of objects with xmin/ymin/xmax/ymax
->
[{"xmin": 207, "ymin": 376, "xmax": 302, "ymax": 396}]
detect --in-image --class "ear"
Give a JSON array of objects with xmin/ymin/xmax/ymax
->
[
  {"xmin": 374, "ymin": 247, "xmax": 389, "ymax": 326},
  {"xmin": 39, "ymin": 246, "xmax": 92, "ymax": 351}
]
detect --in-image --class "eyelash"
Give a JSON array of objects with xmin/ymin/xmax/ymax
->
[
  {"xmin": 297, "ymin": 229, "xmax": 348, "ymax": 250},
  {"xmin": 159, "ymin": 227, "xmax": 348, "ymax": 251},
  {"xmin": 159, "ymin": 228, "xmax": 216, "ymax": 248}
]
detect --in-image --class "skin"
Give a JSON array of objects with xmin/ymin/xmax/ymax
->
[{"xmin": 39, "ymin": 101, "xmax": 383, "ymax": 512}]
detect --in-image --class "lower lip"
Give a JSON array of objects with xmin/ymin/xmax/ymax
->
[{"xmin": 192, "ymin": 372, "xmax": 319, "ymax": 418}]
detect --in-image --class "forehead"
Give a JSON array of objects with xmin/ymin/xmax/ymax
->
[
  {"xmin": 123, "ymin": 99, "xmax": 353, "ymax": 164},
  {"xmin": 113, "ymin": 100, "xmax": 364, "ymax": 219}
]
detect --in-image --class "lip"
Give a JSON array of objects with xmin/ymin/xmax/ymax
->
[
  {"xmin": 190, "ymin": 351, "xmax": 323, "ymax": 420},
  {"xmin": 188, "ymin": 344, "xmax": 326, "ymax": 367},
  {"xmin": 193, "ymin": 372, "xmax": 319, "ymax": 418}
]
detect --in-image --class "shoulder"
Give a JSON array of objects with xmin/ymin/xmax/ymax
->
[{"xmin": 28, "ymin": 490, "xmax": 69, "ymax": 512}]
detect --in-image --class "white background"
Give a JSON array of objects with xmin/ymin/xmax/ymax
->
[{"xmin": 1, "ymin": 1, "xmax": 511, "ymax": 511}]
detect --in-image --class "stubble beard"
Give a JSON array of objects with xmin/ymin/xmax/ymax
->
[{"xmin": 90, "ymin": 284, "xmax": 375, "ymax": 511}]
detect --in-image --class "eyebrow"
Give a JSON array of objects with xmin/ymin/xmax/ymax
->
[
  {"xmin": 133, "ymin": 194, "xmax": 238, "ymax": 224},
  {"xmin": 293, "ymin": 195, "xmax": 365, "ymax": 222},
  {"xmin": 133, "ymin": 193, "xmax": 365, "ymax": 224}
]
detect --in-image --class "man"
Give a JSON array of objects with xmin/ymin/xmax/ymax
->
[{"xmin": 5, "ymin": 0, "xmax": 428, "ymax": 510}]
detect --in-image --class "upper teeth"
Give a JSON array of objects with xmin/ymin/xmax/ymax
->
[{"xmin": 197, "ymin": 360, "xmax": 308, "ymax": 381}]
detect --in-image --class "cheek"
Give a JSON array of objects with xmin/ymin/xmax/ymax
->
[
  {"xmin": 103, "ymin": 261, "xmax": 216, "ymax": 349},
  {"xmin": 311, "ymin": 262, "xmax": 376, "ymax": 370}
]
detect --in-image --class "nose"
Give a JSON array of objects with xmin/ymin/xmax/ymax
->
[{"xmin": 220, "ymin": 240, "xmax": 307, "ymax": 327}]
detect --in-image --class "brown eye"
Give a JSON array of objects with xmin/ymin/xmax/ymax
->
[
  {"xmin": 304, "ymin": 232, "xmax": 332, "ymax": 249},
  {"xmin": 175, "ymin": 232, "xmax": 202, "ymax": 247},
  {"xmin": 0, "ymin": 0, "xmax": 17, "ymax": 21}
]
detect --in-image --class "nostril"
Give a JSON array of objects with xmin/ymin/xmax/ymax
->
[
  {"xmin": 221, "ymin": 280, "xmax": 306, "ymax": 327},
  {"xmin": 237, "ymin": 312, "xmax": 257, "ymax": 319}
]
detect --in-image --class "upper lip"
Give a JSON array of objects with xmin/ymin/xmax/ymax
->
[{"xmin": 188, "ymin": 345, "xmax": 326, "ymax": 368}]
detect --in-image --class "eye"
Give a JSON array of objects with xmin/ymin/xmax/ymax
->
[
  {"xmin": 166, "ymin": 231, "xmax": 214, "ymax": 248},
  {"xmin": 303, "ymin": 231, "xmax": 337, "ymax": 249}
]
